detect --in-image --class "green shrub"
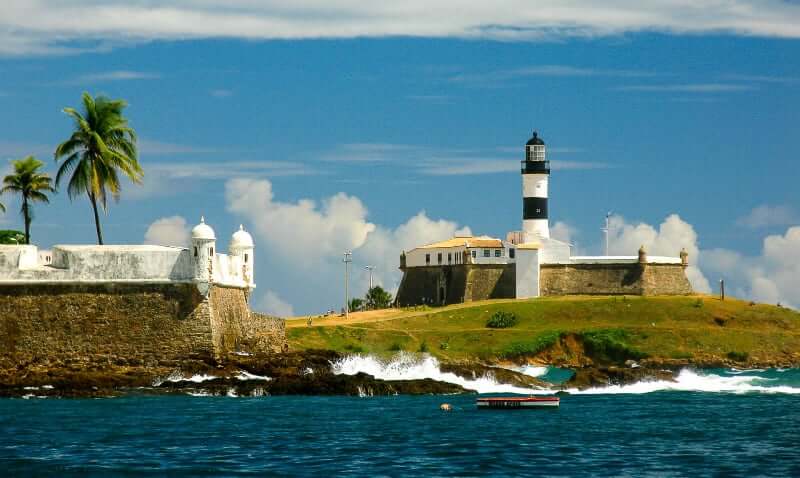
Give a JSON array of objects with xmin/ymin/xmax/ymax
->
[
  {"xmin": 580, "ymin": 329, "xmax": 648, "ymax": 363},
  {"xmin": 727, "ymin": 351, "xmax": 749, "ymax": 362},
  {"xmin": 486, "ymin": 311, "xmax": 518, "ymax": 329},
  {"xmin": 693, "ymin": 299, "xmax": 704, "ymax": 308},
  {"xmin": 501, "ymin": 331, "xmax": 561, "ymax": 359},
  {"xmin": 388, "ymin": 342, "xmax": 403, "ymax": 352},
  {"xmin": 344, "ymin": 343, "xmax": 364, "ymax": 353},
  {"xmin": 418, "ymin": 341, "xmax": 429, "ymax": 353}
]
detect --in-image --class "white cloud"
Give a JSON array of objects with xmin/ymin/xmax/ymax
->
[
  {"xmin": 65, "ymin": 70, "xmax": 160, "ymax": 84},
  {"xmin": 615, "ymin": 83, "xmax": 755, "ymax": 92},
  {"xmin": 260, "ymin": 290, "xmax": 295, "ymax": 317},
  {"xmin": 701, "ymin": 227, "xmax": 800, "ymax": 308},
  {"xmin": 225, "ymin": 178, "xmax": 469, "ymax": 314},
  {"xmin": 449, "ymin": 65, "xmax": 654, "ymax": 87},
  {"xmin": 550, "ymin": 221, "xmax": 576, "ymax": 244},
  {"xmin": 736, "ymin": 204, "xmax": 798, "ymax": 229},
  {"xmin": 143, "ymin": 215, "xmax": 190, "ymax": 247},
  {"xmin": 4, "ymin": 1, "xmax": 800, "ymax": 56}
]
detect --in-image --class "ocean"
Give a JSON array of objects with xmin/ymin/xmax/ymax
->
[{"xmin": 2, "ymin": 366, "xmax": 800, "ymax": 476}]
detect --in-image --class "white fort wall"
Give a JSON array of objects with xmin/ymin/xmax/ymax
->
[{"xmin": 0, "ymin": 245, "xmax": 254, "ymax": 289}]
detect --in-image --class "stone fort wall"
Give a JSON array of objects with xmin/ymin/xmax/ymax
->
[
  {"xmin": 0, "ymin": 283, "xmax": 286, "ymax": 372},
  {"xmin": 396, "ymin": 262, "xmax": 691, "ymax": 305},
  {"xmin": 395, "ymin": 264, "xmax": 515, "ymax": 306},
  {"xmin": 540, "ymin": 263, "xmax": 692, "ymax": 296}
]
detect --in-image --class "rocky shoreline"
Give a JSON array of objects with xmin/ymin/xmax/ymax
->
[{"xmin": 1, "ymin": 349, "xmax": 796, "ymax": 399}]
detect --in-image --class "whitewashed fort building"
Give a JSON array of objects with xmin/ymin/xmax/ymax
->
[
  {"xmin": 0, "ymin": 217, "xmax": 255, "ymax": 293},
  {"xmin": 0, "ymin": 218, "xmax": 287, "ymax": 365},
  {"xmin": 396, "ymin": 131, "xmax": 692, "ymax": 306}
]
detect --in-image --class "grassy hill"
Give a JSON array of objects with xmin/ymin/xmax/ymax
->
[{"xmin": 286, "ymin": 296, "xmax": 800, "ymax": 366}]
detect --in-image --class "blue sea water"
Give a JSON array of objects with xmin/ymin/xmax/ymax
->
[{"xmin": 2, "ymin": 369, "xmax": 800, "ymax": 476}]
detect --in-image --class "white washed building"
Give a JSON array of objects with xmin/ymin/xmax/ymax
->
[{"xmin": 0, "ymin": 217, "xmax": 256, "ymax": 294}]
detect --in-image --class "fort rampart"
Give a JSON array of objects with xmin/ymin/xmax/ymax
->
[{"xmin": 0, "ymin": 283, "xmax": 286, "ymax": 373}]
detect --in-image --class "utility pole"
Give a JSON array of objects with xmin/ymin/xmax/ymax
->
[
  {"xmin": 365, "ymin": 265, "xmax": 375, "ymax": 290},
  {"xmin": 602, "ymin": 211, "xmax": 612, "ymax": 256},
  {"xmin": 720, "ymin": 279, "xmax": 725, "ymax": 301},
  {"xmin": 343, "ymin": 251, "xmax": 352, "ymax": 318}
]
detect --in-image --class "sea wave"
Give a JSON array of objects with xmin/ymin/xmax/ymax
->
[
  {"xmin": 331, "ymin": 355, "xmax": 800, "ymax": 396},
  {"xmin": 332, "ymin": 353, "xmax": 544, "ymax": 394},
  {"xmin": 567, "ymin": 369, "xmax": 800, "ymax": 395},
  {"xmin": 503, "ymin": 365, "xmax": 549, "ymax": 378}
]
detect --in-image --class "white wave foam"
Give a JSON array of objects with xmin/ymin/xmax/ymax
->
[
  {"xmin": 235, "ymin": 371, "xmax": 271, "ymax": 381},
  {"xmin": 567, "ymin": 369, "xmax": 800, "ymax": 395},
  {"xmin": 332, "ymin": 353, "xmax": 545, "ymax": 394},
  {"xmin": 504, "ymin": 365, "xmax": 549, "ymax": 378}
]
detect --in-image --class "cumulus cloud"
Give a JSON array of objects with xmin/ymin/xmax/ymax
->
[
  {"xmin": 225, "ymin": 178, "xmax": 469, "ymax": 314},
  {"xmin": 736, "ymin": 204, "xmax": 798, "ymax": 229},
  {"xmin": 701, "ymin": 227, "xmax": 800, "ymax": 308},
  {"xmin": 4, "ymin": 1, "xmax": 800, "ymax": 55},
  {"xmin": 550, "ymin": 221, "xmax": 575, "ymax": 244},
  {"xmin": 144, "ymin": 215, "xmax": 190, "ymax": 247},
  {"xmin": 260, "ymin": 290, "xmax": 295, "ymax": 318}
]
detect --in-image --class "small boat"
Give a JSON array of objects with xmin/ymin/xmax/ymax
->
[{"xmin": 476, "ymin": 396, "xmax": 560, "ymax": 409}]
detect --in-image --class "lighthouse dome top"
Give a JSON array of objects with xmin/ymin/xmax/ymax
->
[
  {"xmin": 526, "ymin": 131, "xmax": 545, "ymax": 146},
  {"xmin": 191, "ymin": 216, "xmax": 216, "ymax": 241},
  {"xmin": 230, "ymin": 225, "xmax": 254, "ymax": 249}
]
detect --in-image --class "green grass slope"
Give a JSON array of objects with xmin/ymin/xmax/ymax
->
[{"xmin": 287, "ymin": 296, "xmax": 800, "ymax": 365}]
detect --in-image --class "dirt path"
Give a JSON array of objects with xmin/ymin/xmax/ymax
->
[{"xmin": 283, "ymin": 295, "xmax": 708, "ymax": 329}]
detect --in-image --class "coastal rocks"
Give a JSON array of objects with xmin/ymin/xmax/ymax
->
[
  {"xmin": 439, "ymin": 362, "xmax": 548, "ymax": 389},
  {"xmin": 564, "ymin": 366, "xmax": 676, "ymax": 390},
  {"xmin": 0, "ymin": 350, "xmax": 470, "ymax": 398}
]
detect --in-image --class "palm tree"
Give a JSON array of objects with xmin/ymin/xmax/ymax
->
[
  {"xmin": 1, "ymin": 156, "xmax": 55, "ymax": 245},
  {"xmin": 54, "ymin": 92, "xmax": 143, "ymax": 245}
]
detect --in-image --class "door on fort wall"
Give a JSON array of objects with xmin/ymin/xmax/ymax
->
[{"xmin": 438, "ymin": 286, "xmax": 446, "ymax": 305}]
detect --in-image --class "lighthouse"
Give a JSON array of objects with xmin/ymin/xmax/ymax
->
[{"xmin": 522, "ymin": 131, "xmax": 550, "ymax": 241}]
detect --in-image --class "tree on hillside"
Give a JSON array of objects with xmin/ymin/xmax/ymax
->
[
  {"xmin": 1, "ymin": 156, "xmax": 55, "ymax": 244},
  {"xmin": 349, "ymin": 297, "xmax": 364, "ymax": 313},
  {"xmin": 365, "ymin": 286, "xmax": 393, "ymax": 310},
  {"xmin": 54, "ymin": 92, "xmax": 143, "ymax": 245}
]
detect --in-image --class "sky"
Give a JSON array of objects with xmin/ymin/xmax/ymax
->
[{"xmin": 1, "ymin": 1, "xmax": 799, "ymax": 314}]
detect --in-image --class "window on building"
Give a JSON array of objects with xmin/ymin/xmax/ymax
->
[
  {"xmin": 471, "ymin": 250, "xmax": 477, "ymax": 259},
  {"xmin": 244, "ymin": 253, "xmax": 249, "ymax": 263},
  {"xmin": 509, "ymin": 248, "xmax": 515, "ymax": 259},
  {"xmin": 495, "ymin": 249, "xmax": 501, "ymax": 257},
  {"xmin": 483, "ymin": 249, "xmax": 490, "ymax": 258},
  {"xmin": 210, "ymin": 247, "xmax": 214, "ymax": 256},
  {"xmin": 447, "ymin": 253, "xmax": 452, "ymax": 264},
  {"xmin": 194, "ymin": 247, "xmax": 198, "ymax": 257},
  {"xmin": 437, "ymin": 253, "xmax": 442, "ymax": 265},
  {"xmin": 425, "ymin": 254, "xmax": 430, "ymax": 265}
]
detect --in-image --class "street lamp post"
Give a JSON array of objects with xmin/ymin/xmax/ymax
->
[
  {"xmin": 602, "ymin": 211, "xmax": 613, "ymax": 256},
  {"xmin": 343, "ymin": 251, "xmax": 352, "ymax": 318}
]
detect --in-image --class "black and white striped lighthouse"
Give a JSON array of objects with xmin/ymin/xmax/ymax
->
[{"xmin": 521, "ymin": 131, "xmax": 550, "ymax": 241}]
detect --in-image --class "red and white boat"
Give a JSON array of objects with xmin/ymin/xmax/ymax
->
[{"xmin": 476, "ymin": 396, "xmax": 560, "ymax": 409}]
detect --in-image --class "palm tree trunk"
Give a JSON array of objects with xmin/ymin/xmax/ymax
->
[
  {"xmin": 89, "ymin": 193, "xmax": 104, "ymax": 245},
  {"xmin": 22, "ymin": 196, "xmax": 30, "ymax": 245}
]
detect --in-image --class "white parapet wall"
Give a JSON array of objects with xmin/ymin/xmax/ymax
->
[{"xmin": 0, "ymin": 244, "xmax": 254, "ymax": 289}]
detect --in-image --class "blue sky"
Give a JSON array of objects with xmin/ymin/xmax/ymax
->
[{"xmin": 1, "ymin": 1, "xmax": 799, "ymax": 314}]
